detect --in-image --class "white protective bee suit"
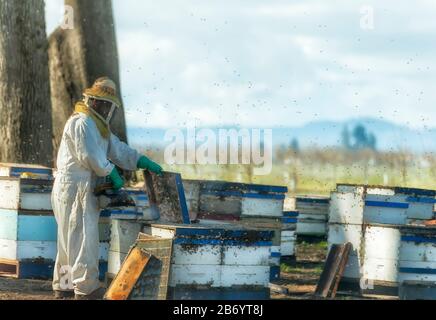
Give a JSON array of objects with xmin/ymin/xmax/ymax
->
[{"xmin": 51, "ymin": 112, "xmax": 140, "ymax": 295}]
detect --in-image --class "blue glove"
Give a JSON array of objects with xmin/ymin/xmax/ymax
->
[
  {"xmin": 108, "ymin": 167, "xmax": 124, "ymax": 191},
  {"xmin": 137, "ymin": 156, "xmax": 163, "ymax": 175}
]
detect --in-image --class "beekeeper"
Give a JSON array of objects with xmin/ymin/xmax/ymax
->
[{"xmin": 51, "ymin": 77, "xmax": 162, "ymax": 300}]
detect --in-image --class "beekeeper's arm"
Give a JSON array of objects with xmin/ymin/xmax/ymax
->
[
  {"xmin": 73, "ymin": 118, "xmax": 115, "ymax": 177},
  {"xmin": 108, "ymin": 133, "xmax": 163, "ymax": 174}
]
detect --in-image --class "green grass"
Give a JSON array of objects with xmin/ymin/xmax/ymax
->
[
  {"xmin": 160, "ymin": 162, "xmax": 436, "ymax": 195},
  {"xmin": 313, "ymin": 241, "xmax": 328, "ymax": 250},
  {"xmin": 298, "ymin": 240, "xmax": 328, "ymax": 250},
  {"xmin": 280, "ymin": 263, "xmax": 323, "ymax": 276},
  {"xmin": 280, "ymin": 264, "xmax": 302, "ymax": 274}
]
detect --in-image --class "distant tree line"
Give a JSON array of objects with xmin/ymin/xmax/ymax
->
[
  {"xmin": 282, "ymin": 123, "xmax": 377, "ymax": 155},
  {"xmin": 341, "ymin": 124, "xmax": 377, "ymax": 151}
]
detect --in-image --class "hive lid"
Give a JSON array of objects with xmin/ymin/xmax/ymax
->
[
  {"xmin": 198, "ymin": 180, "xmax": 288, "ymax": 194},
  {"xmin": 0, "ymin": 163, "xmax": 53, "ymax": 179}
]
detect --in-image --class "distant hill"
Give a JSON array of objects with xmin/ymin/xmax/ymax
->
[{"xmin": 127, "ymin": 117, "xmax": 436, "ymax": 153}]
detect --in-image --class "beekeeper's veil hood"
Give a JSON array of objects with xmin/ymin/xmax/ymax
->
[{"xmin": 83, "ymin": 77, "xmax": 121, "ymax": 125}]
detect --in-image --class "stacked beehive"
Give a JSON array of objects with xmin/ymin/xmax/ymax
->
[
  {"xmin": 398, "ymin": 225, "xmax": 436, "ymax": 300},
  {"xmin": 0, "ymin": 164, "xmax": 56, "ymax": 279},
  {"xmin": 196, "ymin": 181, "xmax": 287, "ymax": 222},
  {"xmin": 295, "ymin": 196, "xmax": 329, "ymax": 237},
  {"xmin": 0, "ymin": 163, "xmax": 110, "ymax": 280},
  {"xmin": 107, "ymin": 221, "xmax": 274, "ymax": 299},
  {"xmin": 96, "ymin": 187, "xmax": 159, "ymax": 280},
  {"xmin": 281, "ymin": 211, "xmax": 298, "ymax": 257},
  {"xmin": 328, "ymin": 184, "xmax": 436, "ymax": 296},
  {"xmin": 185, "ymin": 180, "xmax": 287, "ymax": 281}
]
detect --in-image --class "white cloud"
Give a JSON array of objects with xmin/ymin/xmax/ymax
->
[
  {"xmin": 291, "ymin": 36, "xmax": 327, "ymax": 59},
  {"xmin": 247, "ymin": 3, "xmax": 328, "ymax": 18},
  {"xmin": 45, "ymin": 0, "xmax": 436, "ymax": 130}
]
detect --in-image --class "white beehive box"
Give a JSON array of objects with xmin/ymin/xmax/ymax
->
[
  {"xmin": 399, "ymin": 226, "xmax": 436, "ymax": 284},
  {"xmin": 107, "ymin": 221, "xmax": 275, "ymax": 289},
  {"xmin": 332, "ymin": 184, "xmax": 436, "ymax": 225},
  {"xmin": 361, "ymin": 224, "xmax": 401, "ymax": 284},
  {"xmin": 197, "ymin": 181, "xmax": 287, "ymax": 220},
  {"xmin": 0, "ymin": 239, "xmax": 108, "ymax": 261},
  {"xmin": 0, "ymin": 178, "xmax": 53, "ymax": 211}
]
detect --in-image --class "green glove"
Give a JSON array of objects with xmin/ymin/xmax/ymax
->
[
  {"xmin": 108, "ymin": 167, "xmax": 124, "ymax": 191},
  {"xmin": 137, "ymin": 156, "xmax": 163, "ymax": 175}
]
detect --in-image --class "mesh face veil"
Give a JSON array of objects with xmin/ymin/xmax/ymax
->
[{"xmin": 84, "ymin": 94, "xmax": 119, "ymax": 125}]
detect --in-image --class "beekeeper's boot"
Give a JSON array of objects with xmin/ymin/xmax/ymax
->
[
  {"xmin": 54, "ymin": 290, "xmax": 75, "ymax": 299},
  {"xmin": 75, "ymin": 287, "xmax": 106, "ymax": 300}
]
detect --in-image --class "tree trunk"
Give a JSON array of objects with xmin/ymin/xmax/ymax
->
[
  {"xmin": 0, "ymin": 0, "xmax": 53, "ymax": 167},
  {"xmin": 49, "ymin": 0, "xmax": 127, "ymax": 162}
]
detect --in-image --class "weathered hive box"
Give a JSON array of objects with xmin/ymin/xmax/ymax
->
[
  {"xmin": 328, "ymin": 184, "xmax": 436, "ymax": 296},
  {"xmin": 328, "ymin": 185, "xmax": 383, "ymax": 281},
  {"xmin": 328, "ymin": 222, "xmax": 402, "ymax": 296},
  {"xmin": 0, "ymin": 164, "xmax": 110, "ymax": 279},
  {"xmin": 361, "ymin": 224, "xmax": 401, "ymax": 295},
  {"xmin": 0, "ymin": 208, "xmax": 111, "ymax": 279},
  {"xmin": 295, "ymin": 196, "xmax": 329, "ymax": 236},
  {"xmin": 196, "ymin": 181, "xmax": 287, "ymax": 221},
  {"xmin": 0, "ymin": 208, "xmax": 57, "ymax": 275},
  {"xmin": 0, "ymin": 163, "xmax": 53, "ymax": 180},
  {"xmin": 282, "ymin": 211, "xmax": 298, "ymax": 231},
  {"xmin": 0, "ymin": 178, "xmax": 53, "ymax": 211},
  {"xmin": 212, "ymin": 221, "xmax": 287, "ymax": 282},
  {"xmin": 399, "ymin": 226, "xmax": 436, "ymax": 282},
  {"xmin": 280, "ymin": 231, "xmax": 296, "ymax": 258},
  {"xmin": 400, "ymin": 281, "xmax": 436, "ymax": 300},
  {"xmin": 0, "ymin": 175, "xmax": 54, "ymax": 279},
  {"xmin": 182, "ymin": 180, "xmax": 287, "ymax": 283},
  {"xmin": 281, "ymin": 211, "xmax": 298, "ymax": 257},
  {"xmin": 398, "ymin": 226, "xmax": 436, "ymax": 300},
  {"xmin": 331, "ymin": 184, "xmax": 436, "ymax": 225},
  {"xmin": 0, "ymin": 238, "xmax": 108, "ymax": 265},
  {"xmin": 97, "ymin": 217, "xmax": 112, "ymax": 280},
  {"xmin": 0, "ymin": 209, "xmax": 57, "ymax": 242},
  {"xmin": 181, "ymin": 180, "xmax": 287, "ymax": 282},
  {"xmin": 108, "ymin": 221, "xmax": 274, "ymax": 299},
  {"xmin": 328, "ymin": 223, "xmax": 363, "ymax": 281}
]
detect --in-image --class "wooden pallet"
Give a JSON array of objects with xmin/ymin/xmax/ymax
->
[
  {"xmin": 0, "ymin": 258, "xmax": 54, "ymax": 279},
  {"xmin": 0, "ymin": 258, "xmax": 107, "ymax": 280},
  {"xmin": 0, "ymin": 258, "xmax": 19, "ymax": 278}
]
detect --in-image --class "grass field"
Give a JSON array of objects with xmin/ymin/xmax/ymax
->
[
  {"xmin": 141, "ymin": 146, "xmax": 436, "ymax": 195},
  {"xmin": 158, "ymin": 161, "xmax": 436, "ymax": 196}
]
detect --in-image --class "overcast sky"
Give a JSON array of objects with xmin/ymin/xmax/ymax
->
[{"xmin": 45, "ymin": 1, "xmax": 436, "ymax": 130}]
